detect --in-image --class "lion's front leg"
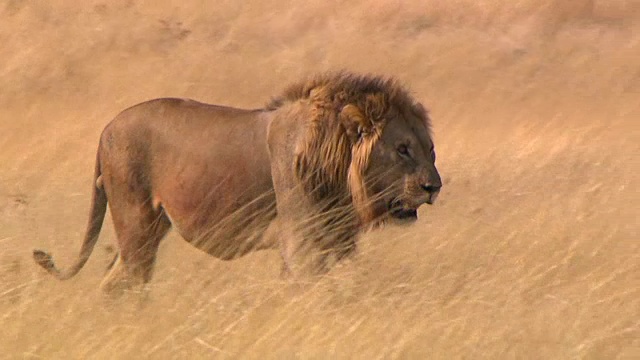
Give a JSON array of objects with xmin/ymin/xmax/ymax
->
[{"xmin": 265, "ymin": 217, "xmax": 329, "ymax": 279}]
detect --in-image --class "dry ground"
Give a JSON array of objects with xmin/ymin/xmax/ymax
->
[{"xmin": 0, "ymin": 1, "xmax": 638, "ymax": 358}]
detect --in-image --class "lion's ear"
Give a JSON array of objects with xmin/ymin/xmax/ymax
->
[{"xmin": 340, "ymin": 104, "xmax": 370, "ymax": 143}]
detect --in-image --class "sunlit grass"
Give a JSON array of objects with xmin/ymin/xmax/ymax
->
[{"xmin": 0, "ymin": 1, "xmax": 638, "ymax": 358}]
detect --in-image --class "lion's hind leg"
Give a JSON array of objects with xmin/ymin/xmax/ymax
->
[{"xmin": 100, "ymin": 202, "xmax": 171, "ymax": 296}]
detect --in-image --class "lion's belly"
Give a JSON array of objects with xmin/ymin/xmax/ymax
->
[{"xmin": 153, "ymin": 144, "xmax": 277, "ymax": 259}]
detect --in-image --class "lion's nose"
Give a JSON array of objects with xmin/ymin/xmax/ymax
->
[
  {"xmin": 420, "ymin": 184, "xmax": 441, "ymax": 194},
  {"xmin": 420, "ymin": 184, "xmax": 441, "ymax": 204}
]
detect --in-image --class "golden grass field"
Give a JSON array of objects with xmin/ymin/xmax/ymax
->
[{"xmin": 1, "ymin": 1, "xmax": 638, "ymax": 358}]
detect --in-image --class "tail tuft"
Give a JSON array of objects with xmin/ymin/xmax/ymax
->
[{"xmin": 33, "ymin": 250, "xmax": 56, "ymax": 271}]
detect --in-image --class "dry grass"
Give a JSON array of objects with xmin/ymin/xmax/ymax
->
[{"xmin": 1, "ymin": 1, "xmax": 638, "ymax": 358}]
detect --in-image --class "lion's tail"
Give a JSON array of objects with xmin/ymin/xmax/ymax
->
[{"xmin": 33, "ymin": 149, "xmax": 108, "ymax": 280}]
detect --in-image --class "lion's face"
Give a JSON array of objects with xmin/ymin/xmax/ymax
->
[
  {"xmin": 292, "ymin": 76, "xmax": 441, "ymax": 227},
  {"xmin": 362, "ymin": 107, "xmax": 441, "ymax": 223}
]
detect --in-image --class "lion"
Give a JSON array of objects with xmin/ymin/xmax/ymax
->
[{"xmin": 33, "ymin": 71, "xmax": 441, "ymax": 293}]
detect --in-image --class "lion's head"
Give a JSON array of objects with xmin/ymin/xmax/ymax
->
[{"xmin": 269, "ymin": 71, "xmax": 441, "ymax": 227}]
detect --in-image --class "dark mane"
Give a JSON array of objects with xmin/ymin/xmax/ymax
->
[{"xmin": 266, "ymin": 70, "xmax": 431, "ymax": 132}]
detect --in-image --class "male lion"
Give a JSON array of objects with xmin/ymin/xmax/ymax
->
[{"xmin": 33, "ymin": 71, "xmax": 441, "ymax": 293}]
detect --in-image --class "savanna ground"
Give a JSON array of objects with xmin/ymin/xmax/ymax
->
[{"xmin": 0, "ymin": 1, "xmax": 638, "ymax": 358}]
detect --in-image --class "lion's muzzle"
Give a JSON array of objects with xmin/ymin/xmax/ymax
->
[{"xmin": 421, "ymin": 184, "xmax": 441, "ymax": 205}]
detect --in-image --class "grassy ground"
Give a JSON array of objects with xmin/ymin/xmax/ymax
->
[{"xmin": 1, "ymin": 1, "xmax": 638, "ymax": 358}]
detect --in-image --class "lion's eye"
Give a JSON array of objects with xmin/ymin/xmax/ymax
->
[{"xmin": 397, "ymin": 144, "xmax": 410, "ymax": 156}]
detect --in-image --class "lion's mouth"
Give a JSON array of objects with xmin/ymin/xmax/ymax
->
[{"xmin": 388, "ymin": 199, "xmax": 418, "ymax": 221}]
